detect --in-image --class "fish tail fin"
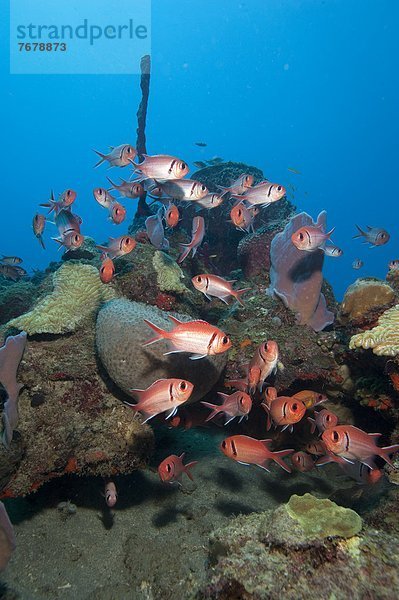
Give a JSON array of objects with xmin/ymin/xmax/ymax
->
[
  {"xmin": 379, "ymin": 444, "xmax": 399, "ymax": 467},
  {"xmin": 142, "ymin": 319, "xmax": 168, "ymax": 346},
  {"xmin": 93, "ymin": 149, "xmax": 106, "ymax": 168},
  {"xmin": 271, "ymin": 449, "xmax": 294, "ymax": 473},
  {"xmin": 224, "ymin": 378, "xmax": 248, "ymax": 392},
  {"xmin": 201, "ymin": 401, "xmax": 221, "ymax": 422},
  {"xmin": 106, "ymin": 176, "xmax": 117, "ymax": 190},
  {"xmin": 184, "ymin": 461, "xmax": 198, "ymax": 481},
  {"xmin": 353, "ymin": 224, "xmax": 365, "ymax": 239},
  {"xmin": 233, "ymin": 287, "xmax": 251, "ymax": 306},
  {"xmin": 307, "ymin": 416, "xmax": 316, "ymax": 435},
  {"xmin": 38, "ymin": 236, "xmax": 46, "ymax": 250},
  {"xmin": 177, "ymin": 243, "xmax": 192, "ymax": 264}
]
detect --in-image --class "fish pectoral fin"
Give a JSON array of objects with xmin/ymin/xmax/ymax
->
[
  {"xmin": 165, "ymin": 407, "xmax": 178, "ymax": 420},
  {"xmin": 236, "ymin": 461, "xmax": 251, "ymax": 466},
  {"xmin": 224, "ymin": 416, "xmax": 236, "ymax": 426},
  {"xmin": 189, "ymin": 354, "xmax": 207, "ymax": 360},
  {"xmin": 256, "ymin": 463, "xmax": 271, "ymax": 472}
]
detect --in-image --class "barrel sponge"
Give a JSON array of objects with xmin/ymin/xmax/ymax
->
[
  {"xmin": 285, "ymin": 493, "xmax": 362, "ymax": 539},
  {"xmin": 349, "ymin": 304, "xmax": 399, "ymax": 356},
  {"xmin": 152, "ymin": 251, "xmax": 188, "ymax": 293},
  {"xmin": 7, "ymin": 263, "xmax": 116, "ymax": 335},
  {"xmin": 96, "ymin": 298, "xmax": 227, "ymax": 403}
]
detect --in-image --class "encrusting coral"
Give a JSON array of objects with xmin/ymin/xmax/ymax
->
[
  {"xmin": 6, "ymin": 263, "xmax": 116, "ymax": 335},
  {"xmin": 152, "ymin": 251, "xmax": 188, "ymax": 293},
  {"xmin": 349, "ymin": 303, "xmax": 399, "ymax": 356},
  {"xmin": 340, "ymin": 278, "xmax": 395, "ymax": 325}
]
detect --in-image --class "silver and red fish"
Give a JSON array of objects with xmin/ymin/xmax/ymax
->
[
  {"xmin": 0, "ymin": 256, "xmax": 22, "ymax": 265},
  {"xmin": 291, "ymin": 390, "xmax": 327, "ymax": 410},
  {"xmin": 93, "ymin": 187, "xmax": 116, "ymax": 209},
  {"xmin": 134, "ymin": 154, "xmax": 189, "ymax": 180},
  {"xmin": 229, "ymin": 203, "xmax": 259, "ymax": 233},
  {"xmin": 308, "ymin": 409, "xmax": 338, "ymax": 435},
  {"xmin": 96, "ymin": 236, "xmax": 136, "ymax": 260},
  {"xmin": 232, "ymin": 180, "xmax": 286, "ymax": 207},
  {"xmin": 291, "ymin": 225, "xmax": 335, "ymax": 252},
  {"xmin": 220, "ymin": 435, "xmax": 294, "ymax": 473},
  {"xmin": 124, "ymin": 378, "xmax": 193, "ymax": 422},
  {"xmin": 164, "ymin": 203, "xmax": 180, "ymax": 228},
  {"xmin": 218, "ymin": 174, "xmax": 254, "ymax": 196},
  {"xmin": 145, "ymin": 208, "xmax": 169, "ymax": 250},
  {"xmin": 0, "ymin": 264, "xmax": 26, "ymax": 281},
  {"xmin": 322, "ymin": 425, "xmax": 399, "ymax": 468},
  {"xmin": 291, "ymin": 451, "xmax": 315, "ymax": 472},
  {"xmin": 202, "ymin": 391, "xmax": 252, "ymax": 425},
  {"xmin": 323, "ymin": 245, "xmax": 343, "ymax": 257},
  {"xmin": 158, "ymin": 179, "xmax": 208, "ymax": 202},
  {"xmin": 93, "ymin": 144, "xmax": 136, "ymax": 168},
  {"xmin": 195, "ymin": 193, "xmax": 224, "ymax": 210},
  {"xmin": 262, "ymin": 396, "xmax": 306, "ymax": 432},
  {"xmin": 99, "ymin": 255, "xmax": 115, "ymax": 284},
  {"xmin": 143, "ymin": 315, "xmax": 232, "ymax": 360},
  {"xmin": 40, "ymin": 189, "xmax": 77, "ymax": 215},
  {"xmin": 108, "ymin": 201, "xmax": 126, "ymax": 225},
  {"xmin": 53, "ymin": 209, "xmax": 84, "ymax": 251},
  {"xmin": 178, "ymin": 216, "xmax": 205, "ymax": 264},
  {"xmin": 192, "ymin": 274, "xmax": 250, "ymax": 305},
  {"xmin": 352, "ymin": 258, "xmax": 364, "ymax": 270},
  {"xmin": 107, "ymin": 177, "xmax": 144, "ymax": 199},
  {"xmin": 354, "ymin": 225, "xmax": 390, "ymax": 247},
  {"xmin": 388, "ymin": 259, "xmax": 399, "ymax": 271},
  {"xmin": 104, "ymin": 481, "xmax": 118, "ymax": 507},
  {"xmin": 158, "ymin": 453, "xmax": 197, "ymax": 485}
]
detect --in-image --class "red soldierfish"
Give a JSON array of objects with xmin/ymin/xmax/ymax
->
[
  {"xmin": 354, "ymin": 225, "xmax": 390, "ymax": 247},
  {"xmin": 96, "ymin": 236, "xmax": 136, "ymax": 260},
  {"xmin": 124, "ymin": 378, "xmax": 193, "ymax": 422},
  {"xmin": 230, "ymin": 203, "xmax": 258, "ymax": 233},
  {"xmin": 291, "ymin": 451, "xmax": 315, "ymax": 472},
  {"xmin": 93, "ymin": 144, "xmax": 136, "ymax": 168},
  {"xmin": 93, "ymin": 187, "xmax": 116, "ymax": 209},
  {"xmin": 164, "ymin": 203, "xmax": 180, "ymax": 228},
  {"xmin": 232, "ymin": 181, "xmax": 286, "ymax": 207},
  {"xmin": 105, "ymin": 481, "xmax": 118, "ymax": 507},
  {"xmin": 195, "ymin": 193, "xmax": 224, "ymax": 209},
  {"xmin": 134, "ymin": 154, "xmax": 189, "ymax": 180},
  {"xmin": 33, "ymin": 213, "xmax": 46, "ymax": 249},
  {"xmin": 308, "ymin": 409, "xmax": 338, "ymax": 435},
  {"xmin": 323, "ymin": 245, "xmax": 343, "ymax": 257},
  {"xmin": 53, "ymin": 209, "xmax": 84, "ymax": 251},
  {"xmin": 220, "ymin": 435, "xmax": 294, "ymax": 473},
  {"xmin": 247, "ymin": 341, "xmax": 279, "ymax": 393},
  {"xmin": 262, "ymin": 396, "xmax": 306, "ymax": 432},
  {"xmin": 339, "ymin": 461, "xmax": 384, "ymax": 485},
  {"xmin": 143, "ymin": 315, "xmax": 232, "ymax": 360},
  {"xmin": 99, "ymin": 256, "xmax": 115, "ymax": 284},
  {"xmin": 178, "ymin": 216, "xmax": 205, "ymax": 264},
  {"xmin": 291, "ymin": 390, "xmax": 327, "ymax": 410},
  {"xmin": 0, "ymin": 256, "xmax": 23, "ymax": 265},
  {"xmin": 202, "ymin": 391, "xmax": 252, "ymax": 425},
  {"xmin": 107, "ymin": 177, "xmax": 144, "ymax": 199},
  {"xmin": 0, "ymin": 265, "xmax": 26, "ymax": 281},
  {"xmin": 158, "ymin": 453, "xmax": 198, "ymax": 485},
  {"xmin": 40, "ymin": 189, "xmax": 77, "ymax": 215},
  {"xmin": 291, "ymin": 225, "xmax": 335, "ymax": 251},
  {"xmin": 306, "ymin": 440, "xmax": 327, "ymax": 456},
  {"xmin": 192, "ymin": 274, "xmax": 250, "ymax": 306},
  {"xmin": 53, "ymin": 232, "xmax": 84, "ymax": 251},
  {"xmin": 322, "ymin": 425, "xmax": 399, "ymax": 468},
  {"xmin": 158, "ymin": 179, "xmax": 208, "ymax": 202},
  {"xmin": 108, "ymin": 201, "xmax": 126, "ymax": 225},
  {"xmin": 218, "ymin": 174, "xmax": 254, "ymax": 196}
]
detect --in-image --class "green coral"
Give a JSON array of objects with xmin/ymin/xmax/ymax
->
[
  {"xmin": 152, "ymin": 251, "xmax": 188, "ymax": 293},
  {"xmin": 285, "ymin": 493, "xmax": 362, "ymax": 539},
  {"xmin": 7, "ymin": 263, "xmax": 116, "ymax": 335}
]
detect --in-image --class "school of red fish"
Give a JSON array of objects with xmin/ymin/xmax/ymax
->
[{"xmin": 3, "ymin": 145, "xmax": 397, "ymax": 499}]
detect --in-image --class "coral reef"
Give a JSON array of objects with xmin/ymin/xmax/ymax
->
[
  {"xmin": 269, "ymin": 211, "xmax": 334, "ymax": 332},
  {"xmin": 7, "ymin": 263, "xmax": 115, "ymax": 335},
  {"xmin": 152, "ymin": 251, "xmax": 188, "ymax": 293},
  {"xmin": 96, "ymin": 298, "xmax": 227, "ymax": 404},
  {"xmin": 237, "ymin": 229, "xmax": 276, "ymax": 279},
  {"xmin": 350, "ymin": 304, "xmax": 399, "ymax": 356},
  {"xmin": 285, "ymin": 493, "xmax": 362, "ymax": 539},
  {"xmin": 202, "ymin": 494, "xmax": 399, "ymax": 599},
  {"xmin": 339, "ymin": 278, "xmax": 395, "ymax": 326},
  {"xmin": 0, "ymin": 281, "xmax": 41, "ymax": 326},
  {"xmin": 0, "ymin": 321, "xmax": 154, "ymax": 497}
]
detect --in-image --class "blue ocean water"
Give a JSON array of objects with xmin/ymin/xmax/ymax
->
[{"xmin": 2, "ymin": 0, "xmax": 398, "ymax": 299}]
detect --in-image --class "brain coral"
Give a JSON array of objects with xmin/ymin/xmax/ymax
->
[
  {"xmin": 152, "ymin": 251, "xmax": 188, "ymax": 293},
  {"xmin": 349, "ymin": 304, "xmax": 399, "ymax": 356},
  {"xmin": 96, "ymin": 298, "xmax": 227, "ymax": 403},
  {"xmin": 340, "ymin": 278, "xmax": 395, "ymax": 324},
  {"xmin": 7, "ymin": 263, "xmax": 115, "ymax": 335}
]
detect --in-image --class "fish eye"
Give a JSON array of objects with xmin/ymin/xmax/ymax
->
[
  {"xmin": 197, "ymin": 276, "xmax": 202, "ymax": 282},
  {"xmin": 127, "ymin": 147, "xmax": 132, "ymax": 153},
  {"xmin": 277, "ymin": 185, "xmax": 282, "ymax": 191},
  {"xmin": 318, "ymin": 394, "xmax": 323, "ymax": 401},
  {"xmin": 222, "ymin": 336, "xmax": 229, "ymax": 345},
  {"xmin": 221, "ymin": 440, "xmax": 226, "ymax": 449},
  {"xmin": 166, "ymin": 464, "xmax": 171, "ymax": 473},
  {"xmin": 332, "ymin": 430, "xmax": 339, "ymax": 442},
  {"xmin": 299, "ymin": 233, "xmax": 304, "ymax": 241},
  {"xmin": 201, "ymin": 185, "xmax": 206, "ymax": 191},
  {"xmin": 237, "ymin": 209, "xmax": 242, "ymax": 216},
  {"xmin": 181, "ymin": 162, "xmax": 186, "ymax": 169},
  {"xmin": 180, "ymin": 381, "xmax": 186, "ymax": 390},
  {"xmin": 292, "ymin": 403, "xmax": 298, "ymax": 412}
]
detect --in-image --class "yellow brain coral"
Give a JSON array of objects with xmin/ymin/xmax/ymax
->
[
  {"xmin": 7, "ymin": 263, "xmax": 116, "ymax": 335},
  {"xmin": 349, "ymin": 304, "xmax": 399, "ymax": 356}
]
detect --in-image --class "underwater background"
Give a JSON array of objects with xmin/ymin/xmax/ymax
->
[{"xmin": 1, "ymin": 1, "xmax": 399, "ymax": 599}]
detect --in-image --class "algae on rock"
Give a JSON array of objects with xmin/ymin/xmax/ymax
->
[
  {"xmin": 7, "ymin": 263, "xmax": 116, "ymax": 335},
  {"xmin": 152, "ymin": 251, "xmax": 188, "ymax": 293}
]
